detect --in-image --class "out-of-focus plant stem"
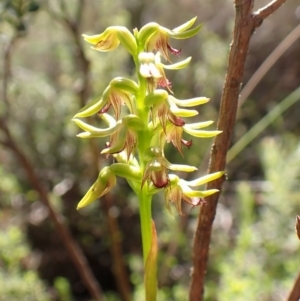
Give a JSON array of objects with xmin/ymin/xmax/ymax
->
[
  {"xmin": 48, "ymin": 1, "xmax": 132, "ymax": 300},
  {"xmin": 0, "ymin": 33, "xmax": 105, "ymax": 301},
  {"xmin": 189, "ymin": 0, "xmax": 288, "ymax": 300},
  {"xmin": 0, "ymin": 121, "xmax": 106, "ymax": 301},
  {"xmin": 228, "ymin": 86, "xmax": 300, "ymax": 163},
  {"xmin": 239, "ymin": 23, "xmax": 300, "ymax": 107}
]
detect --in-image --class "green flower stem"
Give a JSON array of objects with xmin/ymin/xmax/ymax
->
[
  {"xmin": 138, "ymin": 188, "xmax": 153, "ymax": 263},
  {"xmin": 133, "ymin": 50, "xmax": 158, "ymax": 298},
  {"xmin": 135, "ymin": 66, "xmax": 153, "ymax": 261}
]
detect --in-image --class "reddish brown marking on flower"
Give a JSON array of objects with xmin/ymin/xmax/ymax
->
[
  {"xmin": 150, "ymin": 170, "xmax": 169, "ymax": 188},
  {"xmin": 168, "ymin": 113, "xmax": 185, "ymax": 127},
  {"xmin": 99, "ymin": 103, "xmax": 111, "ymax": 115},
  {"xmin": 158, "ymin": 78, "xmax": 172, "ymax": 90},
  {"xmin": 96, "ymin": 39, "xmax": 108, "ymax": 48},
  {"xmin": 167, "ymin": 44, "xmax": 181, "ymax": 57},
  {"xmin": 181, "ymin": 139, "xmax": 192, "ymax": 148}
]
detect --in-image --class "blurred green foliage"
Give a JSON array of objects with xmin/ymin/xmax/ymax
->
[
  {"xmin": 0, "ymin": 225, "xmax": 51, "ymax": 301},
  {"xmin": 0, "ymin": 0, "xmax": 299, "ymax": 300}
]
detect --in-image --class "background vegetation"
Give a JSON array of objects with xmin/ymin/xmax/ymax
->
[{"xmin": 0, "ymin": 0, "xmax": 300, "ymax": 300}]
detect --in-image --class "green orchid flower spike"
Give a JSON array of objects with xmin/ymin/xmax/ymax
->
[{"xmin": 74, "ymin": 17, "xmax": 223, "ymax": 301}]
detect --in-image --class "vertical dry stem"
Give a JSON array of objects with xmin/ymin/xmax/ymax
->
[{"xmin": 189, "ymin": 0, "xmax": 288, "ymax": 300}]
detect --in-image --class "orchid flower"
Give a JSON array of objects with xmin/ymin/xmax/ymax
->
[{"xmin": 74, "ymin": 18, "xmax": 223, "ymax": 301}]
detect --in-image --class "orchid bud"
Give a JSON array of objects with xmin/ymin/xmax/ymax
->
[{"xmin": 77, "ymin": 167, "xmax": 116, "ymax": 209}]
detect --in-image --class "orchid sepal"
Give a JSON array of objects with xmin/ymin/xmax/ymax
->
[
  {"xmin": 82, "ymin": 26, "xmax": 137, "ymax": 55},
  {"xmin": 110, "ymin": 77, "xmax": 139, "ymax": 95},
  {"xmin": 109, "ymin": 163, "xmax": 142, "ymax": 182},
  {"xmin": 72, "ymin": 114, "xmax": 120, "ymax": 138},
  {"xmin": 186, "ymin": 171, "xmax": 225, "ymax": 187},
  {"xmin": 161, "ymin": 57, "xmax": 191, "ymax": 70},
  {"xmin": 183, "ymin": 125, "xmax": 222, "ymax": 138},
  {"xmin": 169, "ymin": 105, "xmax": 198, "ymax": 118},
  {"xmin": 137, "ymin": 23, "xmax": 160, "ymax": 46},
  {"xmin": 77, "ymin": 167, "xmax": 116, "ymax": 209},
  {"xmin": 168, "ymin": 95, "xmax": 210, "ymax": 107},
  {"xmin": 144, "ymin": 90, "xmax": 169, "ymax": 108},
  {"xmin": 122, "ymin": 114, "xmax": 145, "ymax": 131},
  {"xmin": 169, "ymin": 24, "xmax": 202, "ymax": 39},
  {"xmin": 172, "ymin": 17, "xmax": 197, "ymax": 33}
]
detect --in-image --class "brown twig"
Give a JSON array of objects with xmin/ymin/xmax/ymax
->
[
  {"xmin": 1, "ymin": 36, "xmax": 16, "ymax": 114},
  {"xmin": 253, "ymin": 0, "xmax": 288, "ymax": 22},
  {"xmin": 0, "ymin": 120, "xmax": 106, "ymax": 301},
  {"xmin": 101, "ymin": 194, "xmax": 132, "ymax": 301},
  {"xmin": 239, "ymin": 23, "xmax": 300, "ymax": 106},
  {"xmin": 189, "ymin": 0, "xmax": 288, "ymax": 300},
  {"xmin": 0, "ymin": 25, "xmax": 105, "ymax": 301},
  {"xmin": 286, "ymin": 270, "xmax": 300, "ymax": 301}
]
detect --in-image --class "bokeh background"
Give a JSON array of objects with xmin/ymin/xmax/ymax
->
[{"xmin": 1, "ymin": 0, "xmax": 300, "ymax": 300}]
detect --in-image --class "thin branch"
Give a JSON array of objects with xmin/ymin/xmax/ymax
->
[
  {"xmin": 1, "ymin": 122, "xmax": 106, "ymax": 301},
  {"xmin": 49, "ymin": 2, "xmax": 132, "ymax": 299},
  {"xmin": 101, "ymin": 193, "xmax": 132, "ymax": 301},
  {"xmin": 0, "ymin": 31, "xmax": 105, "ymax": 301},
  {"xmin": 1, "ymin": 36, "xmax": 17, "ymax": 116},
  {"xmin": 253, "ymin": 0, "xmax": 288, "ymax": 24},
  {"xmin": 76, "ymin": 0, "xmax": 84, "ymax": 27},
  {"xmin": 239, "ymin": 23, "xmax": 300, "ymax": 106},
  {"xmin": 189, "ymin": 0, "xmax": 289, "ymax": 300}
]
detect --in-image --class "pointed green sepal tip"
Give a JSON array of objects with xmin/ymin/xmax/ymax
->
[
  {"xmin": 77, "ymin": 167, "xmax": 116, "ymax": 209},
  {"xmin": 187, "ymin": 171, "xmax": 225, "ymax": 187},
  {"xmin": 73, "ymin": 97, "xmax": 105, "ymax": 118},
  {"xmin": 72, "ymin": 118, "xmax": 109, "ymax": 137},
  {"xmin": 168, "ymin": 163, "xmax": 197, "ymax": 172},
  {"xmin": 184, "ymin": 188, "xmax": 219, "ymax": 198},
  {"xmin": 170, "ymin": 106, "xmax": 198, "ymax": 117},
  {"xmin": 162, "ymin": 57, "xmax": 191, "ymax": 70},
  {"xmin": 172, "ymin": 17, "xmax": 197, "ymax": 33},
  {"xmin": 186, "ymin": 121, "xmax": 215, "ymax": 129},
  {"xmin": 183, "ymin": 126, "xmax": 222, "ymax": 138},
  {"xmin": 170, "ymin": 24, "xmax": 202, "ymax": 39},
  {"xmin": 169, "ymin": 95, "xmax": 210, "ymax": 107}
]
